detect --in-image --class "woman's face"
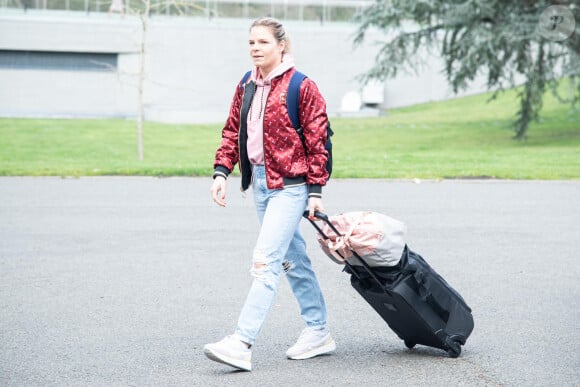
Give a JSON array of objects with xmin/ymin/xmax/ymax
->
[{"xmin": 249, "ymin": 26, "xmax": 285, "ymax": 77}]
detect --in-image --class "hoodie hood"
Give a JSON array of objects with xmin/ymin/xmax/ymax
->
[{"xmin": 251, "ymin": 54, "xmax": 295, "ymax": 85}]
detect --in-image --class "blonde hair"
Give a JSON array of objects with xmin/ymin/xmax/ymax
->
[{"xmin": 250, "ymin": 17, "xmax": 292, "ymax": 54}]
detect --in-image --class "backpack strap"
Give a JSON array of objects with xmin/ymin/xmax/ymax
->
[
  {"xmin": 287, "ymin": 70, "xmax": 307, "ymax": 144},
  {"xmin": 239, "ymin": 70, "xmax": 252, "ymax": 91}
]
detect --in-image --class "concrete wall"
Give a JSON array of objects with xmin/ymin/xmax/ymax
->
[
  {"xmin": 0, "ymin": 12, "xmax": 141, "ymax": 118},
  {"xmin": 0, "ymin": 11, "xmax": 489, "ymax": 124}
]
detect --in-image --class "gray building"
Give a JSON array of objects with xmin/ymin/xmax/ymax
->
[{"xmin": 0, "ymin": 10, "xmax": 488, "ymax": 124}]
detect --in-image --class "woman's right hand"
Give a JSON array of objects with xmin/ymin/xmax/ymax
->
[{"xmin": 210, "ymin": 176, "xmax": 227, "ymax": 207}]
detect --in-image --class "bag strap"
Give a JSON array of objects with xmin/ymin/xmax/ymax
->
[
  {"xmin": 239, "ymin": 70, "xmax": 255, "ymax": 129},
  {"xmin": 239, "ymin": 70, "xmax": 252, "ymax": 91},
  {"xmin": 287, "ymin": 71, "xmax": 307, "ymax": 145}
]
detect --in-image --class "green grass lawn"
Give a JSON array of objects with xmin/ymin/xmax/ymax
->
[{"xmin": 0, "ymin": 85, "xmax": 578, "ymax": 179}]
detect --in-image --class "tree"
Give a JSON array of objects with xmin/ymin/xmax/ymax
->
[
  {"xmin": 354, "ymin": 1, "xmax": 579, "ymax": 139},
  {"xmin": 131, "ymin": 0, "xmax": 205, "ymax": 161},
  {"xmin": 136, "ymin": 0, "xmax": 151, "ymax": 161}
]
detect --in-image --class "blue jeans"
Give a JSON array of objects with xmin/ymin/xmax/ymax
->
[{"xmin": 234, "ymin": 165, "xmax": 327, "ymax": 346}]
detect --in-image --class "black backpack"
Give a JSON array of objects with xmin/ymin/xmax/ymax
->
[{"xmin": 240, "ymin": 70, "xmax": 334, "ymax": 178}]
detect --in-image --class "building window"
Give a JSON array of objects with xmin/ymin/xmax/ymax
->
[{"xmin": 0, "ymin": 50, "xmax": 117, "ymax": 72}]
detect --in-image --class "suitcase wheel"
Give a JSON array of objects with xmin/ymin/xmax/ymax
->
[
  {"xmin": 445, "ymin": 338, "xmax": 462, "ymax": 358},
  {"xmin": 404, "ymin": 340, "xmax": 416, "ymax": 349}
]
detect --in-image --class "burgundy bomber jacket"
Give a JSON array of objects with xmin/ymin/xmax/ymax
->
[{"xmin": 213, "ymin": 68, "xmax": 329, "ymax": 197}]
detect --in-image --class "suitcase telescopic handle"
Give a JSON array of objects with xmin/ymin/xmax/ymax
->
[
  {"xmin": 302, "ymin": 211, "xmax": 388, "ymax": 293},
  {"xmin": 302, "ymin": 211, "xmax": 342, "ymax": 239}
]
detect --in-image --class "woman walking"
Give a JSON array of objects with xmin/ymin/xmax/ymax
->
[{"xmin": 204, "ymin": 17, "xmax": 335, "ymax": 371}]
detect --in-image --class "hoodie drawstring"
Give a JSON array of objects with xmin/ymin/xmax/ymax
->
[{"xmin": 250, "ymin": 85, "xmax": 265, "ymax": 120}]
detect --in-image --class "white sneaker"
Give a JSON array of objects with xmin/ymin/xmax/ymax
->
[
  {"xmin": 203, "ymin": 335, "xmax": 252, "ymax": 371},
  {"xmin": 286, "ymin": 327, "xmax": 336, "ymax": 360}
]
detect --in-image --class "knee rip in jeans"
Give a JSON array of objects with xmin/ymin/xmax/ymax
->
[
  {"xmin": 282, "ymin": 260, "xmax": 295, "ymax": 273},
  {"xmin": 251, "ymin": 251, "xmax": 276, "ymax": 289}
]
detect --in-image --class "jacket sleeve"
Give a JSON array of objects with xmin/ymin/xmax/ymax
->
[
  {"xmin": 213, "ymin": 82, "xmax": 244, "ymax": 178},
  {"xmin": 299, "ymin": 78, "xmax": 329, "ymax": 195}
]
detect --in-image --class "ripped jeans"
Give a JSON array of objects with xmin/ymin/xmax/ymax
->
[{"xmin": 234, "ymin": 165, "xmax": 328, "ymax": 346}]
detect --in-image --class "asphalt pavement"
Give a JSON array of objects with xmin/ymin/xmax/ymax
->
[{"xmin": 0, "ymin": 177, "xmax": 579, "ymax": 386}]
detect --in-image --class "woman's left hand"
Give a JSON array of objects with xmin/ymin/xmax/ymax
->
[{"xmin": 308, "ymin": 197, "xmax": 325, "ymax": 220}]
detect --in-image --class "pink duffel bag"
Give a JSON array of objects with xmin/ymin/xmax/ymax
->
[{"xmin": 316, "ymin": 211, "xmax": 407, "ymax": 267}]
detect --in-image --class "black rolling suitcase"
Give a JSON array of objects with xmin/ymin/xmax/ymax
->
[{"xmin": 304, "ymin": 211, "xmax": 474, "ymax": 358}]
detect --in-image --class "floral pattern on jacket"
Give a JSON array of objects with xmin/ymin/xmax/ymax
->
[{"xmin": 214, "ymin": 67, "xmax": 329, "ymax": 192}]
